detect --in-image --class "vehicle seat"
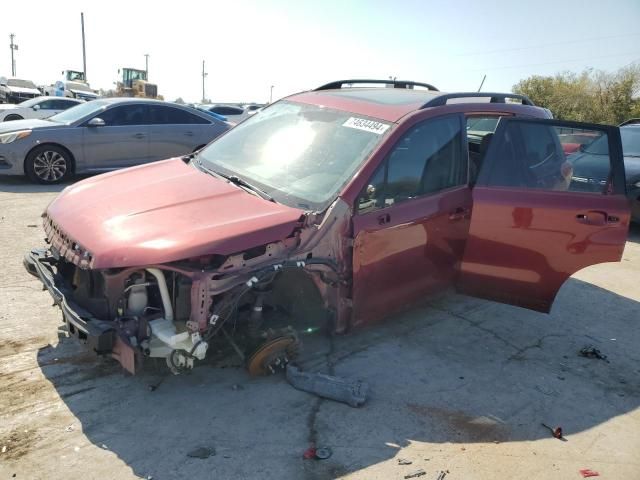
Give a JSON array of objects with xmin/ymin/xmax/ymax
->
[{"xmin": 470, "ymin": 133, "xmax": 493, "ymax": 182}]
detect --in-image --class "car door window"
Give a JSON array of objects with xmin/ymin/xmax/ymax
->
[
  {"xmin": 149, "ymin": 106, "xmax": 209, "ymax": 125},
  {"xmin": 52, "ymin": 99, "xmax": 78, "ymax": 110},
  {"xmin": 96, "ymin": 104, "xmax": 148, "ymax": 126},
  {"xmin": 479, "ymin": 119, "xmax": 613, "ymax": 194},
  {"xmin": 211, "ymin": 106, "xmax": 244, "ymax": 116},
  {"xmin": 357, "ymin": 115, "xmax": 466, "ymax": 213},
  {"xmin": 36, "ymin": 100, "xmax": 57, "ymax": 110}
]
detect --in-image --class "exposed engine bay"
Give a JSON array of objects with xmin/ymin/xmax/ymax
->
[{"xmin": 24, "ymin": 199, "xmax": 353, "ymax": 375}]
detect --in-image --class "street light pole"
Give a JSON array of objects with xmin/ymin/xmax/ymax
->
[
  {"xmin": 81, "ymin": 13, "xmax": 87, "ymax": 81},
  {"xmin": 144, "ymin": 54, "xmax": 149, "ymax": 79},
  {"xmin": 270, "ymin": 85, "xmax": 274, "ymax": 103},
  {"xmin": 9, "ymin": 33, "xmax": 18, "ymax": 77},
  {"xmin": 202, "ymin": 60, "xmax": 208, "ymax": 103}
]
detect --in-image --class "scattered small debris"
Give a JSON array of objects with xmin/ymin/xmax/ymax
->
[
  {"xmin": 65, "ymin": 425, "xmax": 74, "ymax": 432},
  {"xmin": 397, "ymin": 458, "xmax": 413, "ymax": 465},
  {"xmin": 1, "ymin": 445, "xmax": 6, "ymax": 453},
  {"xmin": 436, "ymin": 471, "xmax": 448, "ymax": 480},
  {"xmin": 27, "ymin": 224, "xmax": 37, "ymax": 228},
  {"xmin": 458, "ymin": 376, "xmax": 464, "ymax": 380},
  {"xmin": 557, "ymin": 376, "xmax": 566, "ymax": 381},
  {"xmin": 74, "ymin": 446, "xmax": 80, "ymax": 452},
  {"xmin": 541, "ymin": 423, "xmax": 563, "ymax": 439},
  {"xmin": 404, "ymin": 469, "xmax": 426, "ymax": 479},
  {"xmin": 579, "ymin": 469, "xmax": 600, "ymax": 478},
  {"xmin": 101, "ymin": 444, "xmax": 108, "ymax": 450},
  {"xmin": 231, "ymin": 384, "xmax": 244, "ymax": 391},
  {"xmin": 146, "ymin": 476, "xmax": 153, "ymax": 480},
  {"xmin": 148, "ymin": 376, "xmax": 168, "ymax": 392},
  {"xmin": 187, "ymin": 447, "xmax": 215, "ymax": 459},
  {"xmin": 303, "ymin": 446, "xmax": 317, "ymax": 459},
  {"xmin": 579, "ymin": 346, "xmax": 608, "ymax": 362},
  {"xmin": 315, "ymin": 447, "xmax": 332, "ymax": 460}
]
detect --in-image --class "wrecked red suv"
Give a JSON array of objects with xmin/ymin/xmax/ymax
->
[{"xmin": 24, "ymin": 79, "xmax": 631, "ymax": 375}]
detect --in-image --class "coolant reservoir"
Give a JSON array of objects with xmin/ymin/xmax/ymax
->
[{"xmin": 127, "ymin": 279, "xmax": 148, "ymax": 316}]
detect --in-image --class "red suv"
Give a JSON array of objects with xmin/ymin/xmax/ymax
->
[{"xmin": 25, "ymin": 79, "xmax": 630, "ymax": 375}]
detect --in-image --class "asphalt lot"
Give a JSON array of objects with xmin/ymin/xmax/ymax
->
[{"xmin": 1, "ymin": 174, "xmax": 639, "ymax": 480}]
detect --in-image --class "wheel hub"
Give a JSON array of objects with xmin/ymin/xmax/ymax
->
[
  {"xmin": 246, "ymin": 334, "xmax": 301, "ymax": 376},
  {"xmin": 33, "ymin": 151, "xmax": 66, "ymax": 182}
]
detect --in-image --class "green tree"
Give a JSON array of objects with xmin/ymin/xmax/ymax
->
[{"xmin": 513, "ymin": 65, "xmax": 640, "ymax": 124}]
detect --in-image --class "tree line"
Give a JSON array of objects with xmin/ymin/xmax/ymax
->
[{"xmin": 512, "ymin": 65, "xmax": 640, "ymax": 125}]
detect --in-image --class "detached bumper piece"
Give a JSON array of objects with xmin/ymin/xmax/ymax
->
[{"xmin": 23, "ymin": 249, "xmax": 115, "ymax": 354}]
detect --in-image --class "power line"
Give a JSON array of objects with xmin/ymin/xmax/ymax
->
[
  {"xmin": 456, "ymin": 32, "xmax": 640, "ymax": 57},
  {"xmin": 464, "ymin": 51, "xmax": 640, "ymax": 73}
]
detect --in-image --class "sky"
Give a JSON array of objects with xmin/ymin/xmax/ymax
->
[{"xmin": 1, "ymin": 0, "xmax": 639, "ymax": 103}]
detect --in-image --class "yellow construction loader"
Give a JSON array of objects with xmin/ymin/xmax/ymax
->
[{"xmin": 116, "ymin": 68, "xmax": 163, "ymax": 99}]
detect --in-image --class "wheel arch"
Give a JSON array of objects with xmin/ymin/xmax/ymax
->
[{"xmin": 24, "ymin": 142, "xmax": 77, "ymax": 176}]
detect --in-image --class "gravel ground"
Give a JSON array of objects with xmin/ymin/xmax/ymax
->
[{"xmin": 1, "ymin": 175, "xmax": 639, "ymax": 480}]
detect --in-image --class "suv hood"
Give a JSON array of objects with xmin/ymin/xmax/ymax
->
[
  {"xmin": 45, "ymin": 158, "xmax": 305, "ymax": 269},
  {"xmin": 6, "ymin": 86, "xmax": 40, "ymax": 95}
]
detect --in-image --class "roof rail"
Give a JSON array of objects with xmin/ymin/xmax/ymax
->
[
  {"xmin": 619, "ymin": 118, "xmax": 640, "ymax": 127},
  {"xmin": 315, "ymin": 79, "xmax": 439, "ymax": 92},
  {"xmin": 423, "ymin": 92, "xmax": 535, "ymax": 107}
]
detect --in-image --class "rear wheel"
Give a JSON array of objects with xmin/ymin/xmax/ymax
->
[
  {"xmin": 4, "ymin": 114, "xmax": 23, "ymax": 121},
  {"xmin": 25, "ymin": 145, "xmax": 73, "ymax": 184}
]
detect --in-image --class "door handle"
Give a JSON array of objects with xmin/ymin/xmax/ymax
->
[
  {"xmin": 184, "ymin": 131, "xmax": 194, "ymax": 137},
  {"xmin": 377, "ymin": 213, "xmax": 391, "ymax": 225},
  {"xmin": 576, "ymin": 210, "xmax": 610, "ymax": 226},
  {"xmin": 449, "ymin": 207, "xmax": 468, "ymax": 221},
  {"xmin": 133, "ymin": 133, "xmax": 145, "ymax": 139}
]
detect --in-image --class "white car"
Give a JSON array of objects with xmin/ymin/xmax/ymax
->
[{"xmin": 0, "ymin": 96, "xmax": 83, "ymax": 122}]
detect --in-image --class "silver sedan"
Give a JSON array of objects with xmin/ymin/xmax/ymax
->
[{"xmin": 0, "ymin": 98, "xmax": 231, "ymax": 183}]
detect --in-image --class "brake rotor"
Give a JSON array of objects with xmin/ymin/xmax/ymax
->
[{"xmin": 246, "ymin": 335, "xmax": 300, "ymax": 376}]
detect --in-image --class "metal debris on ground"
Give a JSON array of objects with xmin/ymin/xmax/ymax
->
[
  {"xmin": 65, "ymin": 425, "xmax": 74, "ymax": 432},
  {"xmin": 404, "ymin": 469, "xmax": 426, "ymax": 479},
  {"xmin": 541, "ymin": 423, "xmax": 563, "ymax": 439},
  {"xmin": 286, "ymin": 365, "xmax": 368, "ymax": 407},
  {"xmin": 579, "ymin": 346, "xmax": 608, "ymax": 362},
  {"xmin": 436, "ymin": 471, "xmax": 448, "ymax": 480},
  {"xmin": 315, "ymin": 447, "xmax": 332, "ymax": 460},
  {"xmin": 187, "ymin": 447, "xmax": 216, "ymax": 459},
  {"xmin": 579, "ymin": 469, "xmax": 600, "ymax": 478},
  {"xmin": 397, "ymin": 458, "xmax": 413, "ymax": 465}
]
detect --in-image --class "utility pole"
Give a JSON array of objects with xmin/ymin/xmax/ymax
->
[
  {"xmin": 9, "ymin": 34, "xmax": 18, "ymax": 76},
  {"xmin": 270, "ymin": 85, "xmax": 274, "ymax": 103},
  {"xmin": 201, "ymin": 60, "xmax": 208, "ymax": 103},
  {"xmin": 144, "ymin": 54, "xmax": 149, "ymax": 79},
  {"xmin": 81, "ymin": 13, "xmax": 87, "ymax": 81},
  {"xmin": 477, "ymin": 74, "xmax": 487, "ymax": 92}
]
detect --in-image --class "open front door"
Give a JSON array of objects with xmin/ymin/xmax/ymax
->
[{"xmin": 457, "ymin": 118, "xmax": 630, "ymax": 312}]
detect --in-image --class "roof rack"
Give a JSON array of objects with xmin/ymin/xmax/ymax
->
[
  {"xmin": 619, "ymin": 118, "xmax": 640, "ymax": 127},
  {"xmin": 423, "ymin": 92, "xmax": 534, "ymax": 107},
  {"xmin": 315, "ymin": 79, "xmax": 439, "ymax": 92}
]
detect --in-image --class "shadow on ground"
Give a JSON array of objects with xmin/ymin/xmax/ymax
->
[
  {"xmin": 34, "ymin": 277, "xmax": 640, "ymax": 479},
  {"xmin": 0, "ymin": 175, "xmax": 90, "ymax": 193},
  {"xmin": 628, "ymin": 221, "xmax": 640, "ymax": 243}
]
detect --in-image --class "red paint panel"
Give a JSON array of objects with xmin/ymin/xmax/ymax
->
[
  {"xmin": 46, "ymin": 159, "xmax": 303, "ymax": 269},
  {"xmin": 352, "ymin": 186, "xmax": 472, "ymax": 326},
  {"xmin": 457, "ymin": 187, "xmax": 630, "ymax": 312}
]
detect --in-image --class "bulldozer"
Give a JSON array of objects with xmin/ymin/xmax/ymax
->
[{"xmin": 115, "ymin": 68, "xmax": 162, "ymax": 99}]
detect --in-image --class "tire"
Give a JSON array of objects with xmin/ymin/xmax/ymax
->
[
  {"xmin": 4, "ymin": 114, "xmax": 23, "ymax": 121},
  {"xmin": 24, "ymin": 145, "xmax": 73, "ymax": 184}
]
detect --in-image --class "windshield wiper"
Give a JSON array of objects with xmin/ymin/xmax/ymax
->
[
  {"xmin": 194, "ymin": 159, "xmax": 275, "ymax": 202},
  {"xmin": 221, "ymin": 173, "xmax": 276, "ymax": 203}
]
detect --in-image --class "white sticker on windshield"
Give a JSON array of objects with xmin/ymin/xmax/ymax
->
[{"xmin": 342, "ymin": 117, "xmax": 389, "ymax": 135}]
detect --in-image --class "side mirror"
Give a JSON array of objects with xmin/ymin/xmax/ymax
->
[
  {"xmin": 87, "ymin": 117, "xmax": 105, "ymax": 127},
  {"xmin": 32, "ymin": 104, "xmax": 40, "ymax": 111}
]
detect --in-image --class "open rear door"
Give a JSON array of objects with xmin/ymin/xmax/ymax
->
[{"xmin": 456, "ymin": 118, "xmax": 630, "ymax": 312}]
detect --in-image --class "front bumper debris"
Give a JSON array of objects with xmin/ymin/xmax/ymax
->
[{"xmin": 23, "ymin": 248, "xmax": 115, "ymax": 354}]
